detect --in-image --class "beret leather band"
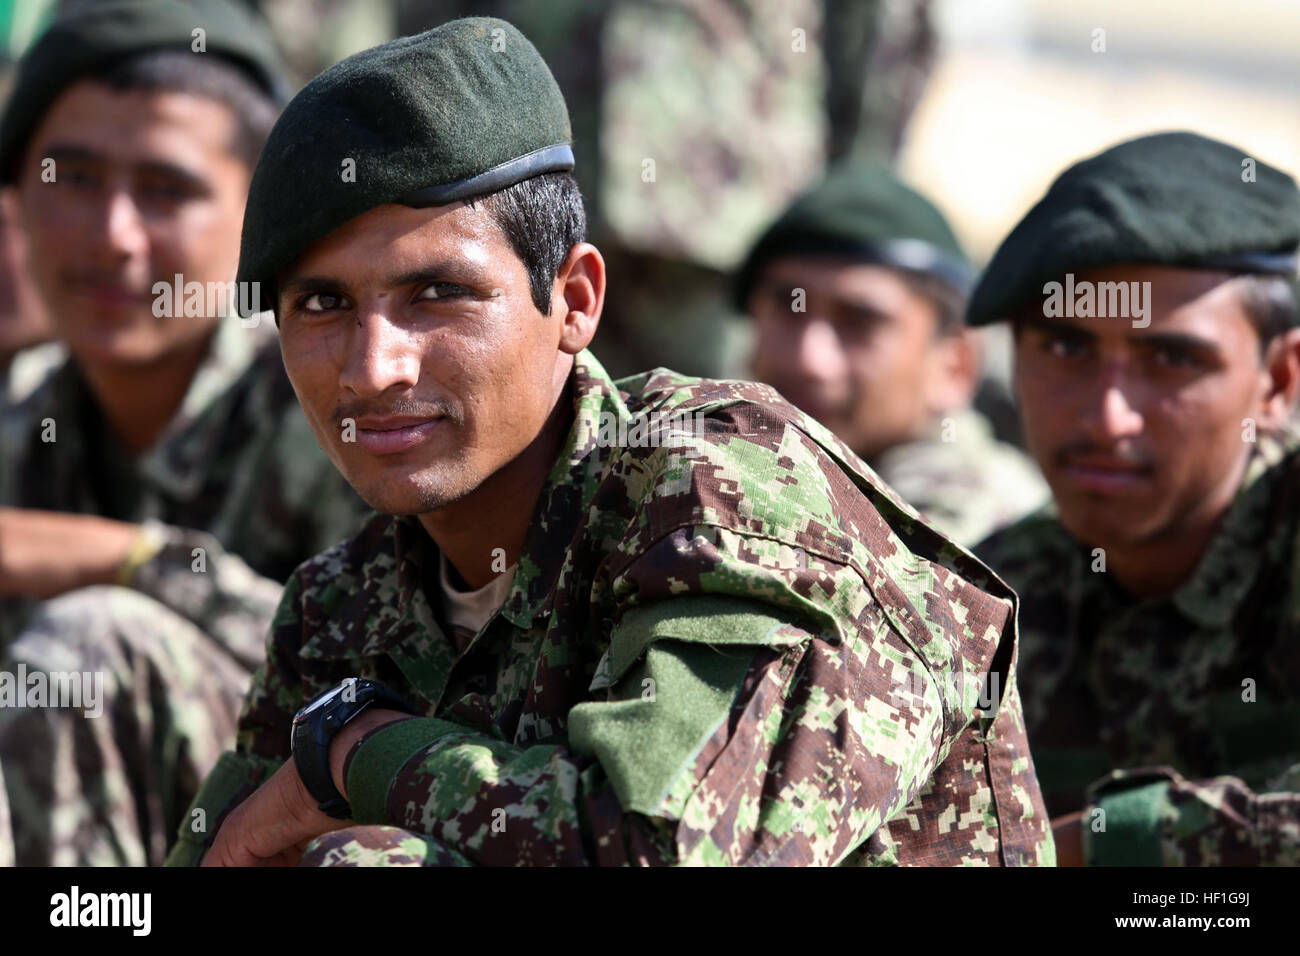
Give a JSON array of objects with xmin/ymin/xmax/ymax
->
[
  {"xmin": 398, "ymin": 143, "xmax": 575, "ymax": 208},
  {"xmin": 1193, "ymin": 251, "xmax": 1299, "ymax": 276}
]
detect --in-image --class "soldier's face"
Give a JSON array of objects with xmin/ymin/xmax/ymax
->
[
  {"xmin": 15, "ymin": 81, "xmax": 251, "ymax": 368},
  {"xmin": 1014, "ymin": 265, "xmax": 1280, "ymax": 553},
  {"xmin": 277, "ymin": 200, "xmax": 581, "ymax": 516},
  {"xmin": 748, "ymin": 257, "xmax": 965, "ymax": 461}
]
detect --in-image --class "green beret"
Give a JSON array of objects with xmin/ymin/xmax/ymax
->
[
  {"xmin": 0, "ymin": 0, "xmax": 289, "ymax": 184},
  {"xmin": 237, "ymin": 17, "xmax": 574, "ymax": 314},
  {"xmin": 967, "ymin": 131, "xmax": 1300, "ymax": 326},
  {"xmin": 735, "ymin": 159, "xmax": 972, "ymax": 311}
]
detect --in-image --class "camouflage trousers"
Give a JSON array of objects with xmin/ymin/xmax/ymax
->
[
  {"xmin": 0, "ymin": 586, "xmax": 253, "ymax": 866},
  {"xmin": 298, "ymin": 825, "xmax": 472, "ymax": 866}
]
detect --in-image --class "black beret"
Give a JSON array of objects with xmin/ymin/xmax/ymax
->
[
  {"xmin": 735, "ymin": 158, "xmax": 972, "ymax": 312},
  {"xmin": 237, "ymin": 17, "xmax": 575, "ymax": 313},
  {"xmin": 967, "ymin": 130, "xmax": 1300, "ymax": 326},
  {"xmin": 0, "ymin": 0, "xmax": 289, "ymax": 184}
]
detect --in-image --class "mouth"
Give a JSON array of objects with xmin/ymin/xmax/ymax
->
[
  {"xmin": 350, "ymin": 415, "xmax": 445, "ymax": 456},
  {"xmin": 1057, "ymin": 454, "xmax": 1154, "ymax": 494},
  {"xmin": 70, "ymin": 283, "xmax": 154, "ymax": 314}
]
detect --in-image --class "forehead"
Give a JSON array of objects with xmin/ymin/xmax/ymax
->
[
  {"xmin": 1021, "ymin": 264, "xmax": 1258, "ymax": 346},
  {"xmin": 24, "ymin": 79, "xmax": 239, "ymax": 172},
  {"xmin": 755, "ymin": 254, "xmax": 921, "ymax": 307},
  {"xmin": 280, "ymin": 199, "xmax": 514, "ymax": 283}
]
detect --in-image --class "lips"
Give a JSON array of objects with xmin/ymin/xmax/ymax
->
[
  {"xmin": 1057, "ymin": 453, "xmax": 1153, "ymax": 494},
  {"xmin": 74, "ymin": 284, "xmax": 152, "ymax": 310},
  {"xmin": 351, "ymin": 415, "xmax": 444, "ymax": 455}
]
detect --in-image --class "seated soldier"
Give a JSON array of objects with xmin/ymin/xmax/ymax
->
[
  {"xmin": 0, "ymin": 0, "xmax": 368, "ymax": 866},
  {"xmin": 169, "ymin": 17, "xmax": 1053, "ymax": 868},
  {"xmin": 974, "ymin": 131, "xmax": 1300, "ymax": 866},
  {"xmin": 738, "ymin": 161, "xmax": 1048, "ymax": 547}
]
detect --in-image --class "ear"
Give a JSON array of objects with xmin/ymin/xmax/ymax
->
[
  {"xmin": 1255, "ymin": 327, "xmax": 1300, "ymax": 432},
  {"xmin": 924, "ymin": 326, "xmax": 981, "ymax": 416},
  {"xmin": 551, "ymin": 242, "xmax": 605, "ymax": 356}
]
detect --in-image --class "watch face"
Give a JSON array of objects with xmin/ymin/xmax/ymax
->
[{"xmin": 299, "ymin": 686, "xmax": 338, "ymax": 718}]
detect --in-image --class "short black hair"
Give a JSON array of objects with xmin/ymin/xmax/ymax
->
[
  {"xmin": 472, "ymin": 171, "xmax": 587, "ymax": 315},
  {"xmin": 896, "ymin": 270, "xmax": 968, "ymax": 337},
  {"xmin": 1234, "ymin": 274, "xmax": 1297, "ymax": 350},
  {"xmin": 90, "ymin": 49, "xmax": 278, "ymax": 170}
]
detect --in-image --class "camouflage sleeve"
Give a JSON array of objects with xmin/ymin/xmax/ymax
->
[
  {"xmin": 340, "ymin": 555, "xmax": 974, "ymax": 866},
  {"xmin": 127, "ymin": 520, "xmax": 283, "ymax": 671},
  {"xmin": 1084, "ymin": 766, "xmax": 1300, "ymax": 865}
]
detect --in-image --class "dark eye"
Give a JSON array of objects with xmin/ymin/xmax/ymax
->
[
  {"xmin": 1150, "ymin": 344, "xmax": 1202, "ymax": 369},
  {"xmin": 415, "ymin": 282, "xmax": 470, "ymax": 301},
  {"xmin": 1043, "ymin": 333, "xmax": 1089, "ymax": 359},
  {"xmin": 302, "ymin": 292, "xmax": 346, "ymax": 312}
]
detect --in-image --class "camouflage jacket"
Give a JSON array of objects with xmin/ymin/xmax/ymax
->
[
  {"xmin": 977, "ymin": 432, "xmax": 1300, "ymax": 865},
  {"xmin": 871, "ymin": 407, "xmax": 1050, "ymax": 548},
  {"xmin": 168, "ymin": 350, "xmax": 1052, "ymax": 867},
  {"xmin": 0, "ymin": 315, "xmax": 369, "ymax": 663}
]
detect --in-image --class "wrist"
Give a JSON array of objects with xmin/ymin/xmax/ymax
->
[{"xmin": 329, "ymin": 708, "xmax": 412, "ymax": 797}]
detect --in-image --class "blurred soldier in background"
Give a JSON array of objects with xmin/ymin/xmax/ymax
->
[
  {"xmin": 0, "ymin": 0, "xmax": 367, "ymax": 866},
  {"xmin": 738, "ymin": 160, "xmax": 1047, "ymax": 546},
  {"xmin": 974, "ymin": 132, "xmax": 1300, "ymax": 866},
  {"xmin": 0, "ymin": 186, "xmax": 58, "ymax": 408}
]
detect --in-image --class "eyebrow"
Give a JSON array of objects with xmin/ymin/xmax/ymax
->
[
  {"xmin": 1028, "ymin": 317, "xmax": 1220, "ymax": 353},
  {"xmin": 279, "ymin": 261, "xmax": 496, "ymax": 298},
  {"xmin": 44, "ymin": 144, "xmax": 209, "ymax": 191}
]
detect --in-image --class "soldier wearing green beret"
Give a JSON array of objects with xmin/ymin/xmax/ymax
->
[
  {"xmin": 0, "ymin": 0, "xmax": 368, "ymax": 866},
  {"xmin": 739, "ymin": 160, "xmax": 1049, "ymax": 547},
  {"xmin": 169, "ymin": 16, "xmax": 1053, "ymax": 867},
  {"xmin": 972, "ymin": 131, "xmax": 1300, "ymax": 865}
]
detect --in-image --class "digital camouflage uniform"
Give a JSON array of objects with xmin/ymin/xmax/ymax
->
[
  {"xmin": 871, "ymin": 406, "xmax": 1048, "ymax": 548},
  {"xmin": 0, "ymin": 316, "xmax": 369, "ymax": 865},
  {"xmin": 169, "ymin": 350, "xmax": 1053, "ymax": 867},
  {"xmin": 977, "ymin": 430, "xmax": 1300, "ymax": 865}
]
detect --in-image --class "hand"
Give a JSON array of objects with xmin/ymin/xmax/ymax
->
[
  {"xmin": 203, "ymin": 707, "xmax": 411, "ymax": 867},
  {"xmin": 201, "ymin": 758, "xmax": 347, "ymax": 867},
  {"xmin": 1052, "ymin": 811, "xmax": 1086, "ymax": 866},
  {"xmin": 0, "ymin": 508, "xmax": 138, "ymax": 599}
]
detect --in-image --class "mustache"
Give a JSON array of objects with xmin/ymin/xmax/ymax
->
[
  {"xmin": 331, "ymin": 396, "xmax": 461, "ymax": 428},
  {"xmin": 1053, "ymin": 441, "xmax": 1156, "ymax": 470}
]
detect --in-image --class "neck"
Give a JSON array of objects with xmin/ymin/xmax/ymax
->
[
  {"xmin": 77, "ymin": 332, "xmax": 214, "ymax": 456},
  {"xmin": 1098, "ymin": 455, "xmax": 1250, "ymax": 599},
  {"xmin": 418, "ymin": 380, "xmax": 574, "ymax": 590}
]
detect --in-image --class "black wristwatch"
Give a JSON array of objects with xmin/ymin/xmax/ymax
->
[{"xmin": 291, "ymin": 678, "xmax": 415, "ymax": 819}]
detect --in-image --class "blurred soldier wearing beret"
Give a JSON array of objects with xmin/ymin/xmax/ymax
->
[
  {"xmin": 0, "ymin": 0, "xmax": 367, "ymax": 865},
  {"xmin": 170, "ymin": 17, "xmax": 1053, "ymax": 868},
  {"xmin": 973, "ymin": 131, "xmax": 1300, "ymax": 865},
  {"xmin": 739, "ymin": 160, "xmax": 1048, "ymax": 547}
]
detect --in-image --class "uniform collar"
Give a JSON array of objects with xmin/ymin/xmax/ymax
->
[
  {"xmin": 33, "ymin": 316, "xmax": 272, "ymax": 503},
  {"xmin": 1168, "ymin": 431, "xmax": 1295, "ymax": 627}
]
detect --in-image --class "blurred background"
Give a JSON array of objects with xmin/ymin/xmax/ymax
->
[{"xmin": 4, "ymin": 0, "xmax": 1297, "ymax": 387}]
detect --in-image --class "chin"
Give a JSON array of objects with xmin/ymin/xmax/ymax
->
[{"xmin": 347, "ymin": 462, "xmax": 480, "ymax": 517}]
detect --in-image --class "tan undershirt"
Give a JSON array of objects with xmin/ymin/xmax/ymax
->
[{"xmin": 439, "ymin": 553, "xmax": 516, "ymax": 653}]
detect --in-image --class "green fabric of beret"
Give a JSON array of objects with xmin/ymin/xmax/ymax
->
[
  {"xmin": 967, "ymin": 130, "xmax": 1300, "ymax": 326},
  {"xmin": 734, "ymin": 158, "xmax": 972, "ymax": 311},
  {"xmin": 0, "ymin": 0, "xmax": 289, "ymax": 184},
  {"xmin": 236, "ymin": 16, "xmax": 574, "ymax": 314}
]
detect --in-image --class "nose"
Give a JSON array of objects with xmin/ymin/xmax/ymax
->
[
  {"xmin": 97, "ymin": 188, "xmax": 149, "ymax": 261},
  {"xmin": 792, "ymin": 317, "xmax": 846, "ymax": 384},
  {"xmin": 338, "ymin": 306, "xmax": 422, "ymax": 398},
  {"xmin": 1080, "ymin": 362, "xmax": 1144, "ymax": 442}
]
